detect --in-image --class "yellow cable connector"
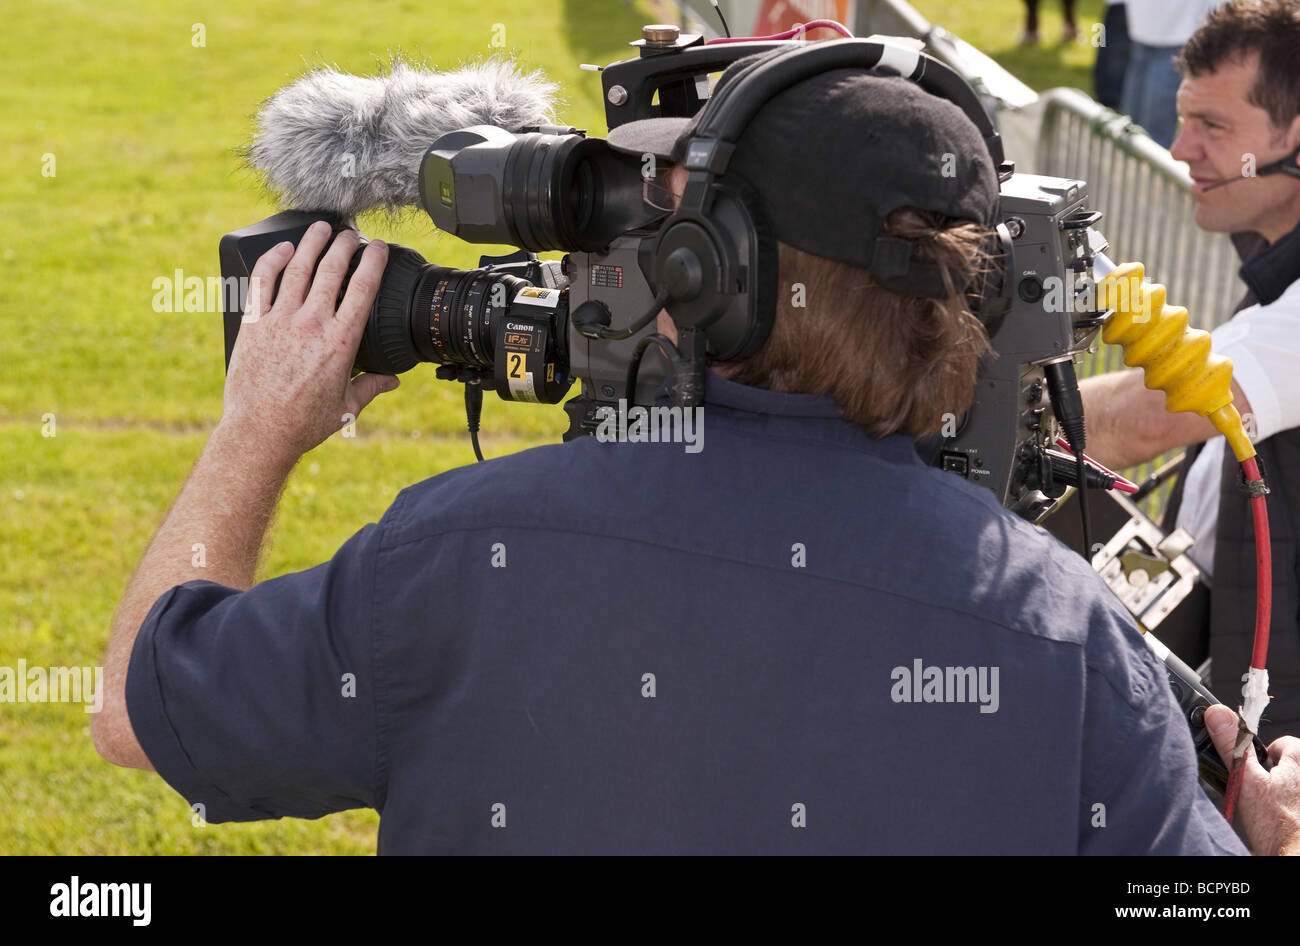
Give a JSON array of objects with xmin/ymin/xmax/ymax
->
[{"xmin": 1097, "ymin": 262, "xmax": 1255, "ymax": 462}]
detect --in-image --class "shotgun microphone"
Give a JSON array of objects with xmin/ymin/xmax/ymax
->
[{"xmin": 246, "ymin": 57, "xmax": 559, "ymax": 218}]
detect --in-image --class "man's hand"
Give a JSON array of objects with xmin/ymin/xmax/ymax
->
[
  {"xmin": 224, "ymin": 221, "xmax": 398, "ymax": 471},
  {"xmin": 94, "ymin": 222, "xmax": 398, "ymax": 770},
  {"xmin": 1205, "ymin": 703, "xmax": 1300, "ymax": 854}
]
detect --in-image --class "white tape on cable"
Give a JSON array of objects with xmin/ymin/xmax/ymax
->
[
  {"xmin": 875, "ymin": 43, "xmax": 922, "ymax": 79},
  {"xmin": 1240, "ymin": 666, "xmax": 1271, "ymax": 735}
]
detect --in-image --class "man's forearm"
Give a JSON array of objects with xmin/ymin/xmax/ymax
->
[
  {"xmin": 1080, "ymin": 370, "xmax": 1158, "ymax": 470},
  {"xmin": 1080, "ymin": 369, "xmax": 1229, "ymax": 471},
  {"xmin": 94, "ymin": 423, "xmax": 295, "ymax": 768}
]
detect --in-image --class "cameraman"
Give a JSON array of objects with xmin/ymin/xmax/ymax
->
[
  {"xmin": 1082, "ymin": 0, "xmax": 1300, "ymax": 743},
  {"xmin": 94, "ymin": 57, "xmax": 1300, "ymax": 854}
]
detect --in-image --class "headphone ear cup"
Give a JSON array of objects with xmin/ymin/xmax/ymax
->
[
  {"xmin": 970, "ymin": 222, "xmax": 1014, "ymax": 340},
  {"xmin": 711, "ymin": 173, "xmax": 778, "ymax": 360}
]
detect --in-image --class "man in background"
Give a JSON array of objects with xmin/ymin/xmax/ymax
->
[
  {"xmin": 1084, "ymin": 0, "xmax": 1300, "ymax": 743},
  {"xmin": 1122, "ymin": 0, "xmax": 1222, "ymax": 146}
]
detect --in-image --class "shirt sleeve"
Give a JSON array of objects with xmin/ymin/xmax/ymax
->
[
  {"xmin": 124, "ymin": 521, "xmax": 385, "ymax": 823},
  {"xmin": 1211, "ymin": 289, "xmax": 1300, "ymax": 442},
  {"xmin": 1077, "ymin": 604, "xmax": 1248, "ymax": 855}
]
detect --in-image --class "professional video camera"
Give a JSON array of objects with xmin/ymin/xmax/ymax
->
[
  {"xmin": 220, "ymin": 29, "xmax": 1107, "ymax": 519},
  {"xmin": 219, "ymin": 27, "xmax": 1266, "ymax": 792}
]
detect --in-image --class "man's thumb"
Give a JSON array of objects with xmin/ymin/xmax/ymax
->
[
  {"xmin": 1205, "ymin": 704, "xmax": 1242, "ymax": 767},
  {"xmin": 349, "ymin": 372, "xmax": 400, "ymax": 410}
]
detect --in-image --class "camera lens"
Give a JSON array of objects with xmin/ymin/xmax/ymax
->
[
  {"xmin": 410, "ymin": 264, "xmax": 529, "ymax": 370},
  {"xmin": 423, "ymin": 127, "xmax": 667, "ymax": 252},
  {"xmin": 349, "ymin": 242, "xmax": 570, "ymax": 404}
]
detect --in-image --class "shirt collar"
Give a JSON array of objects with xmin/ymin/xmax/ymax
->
[
  {"xmin": 660, "ymin": 369, "xmax": 924, "ymax": 464},
  {"xmin": 701, "ymin": 369, "xmax": 844, "ymax": 418},
  {"xmin": 1236, "ymin": 216, "xmax": 1300, "ymax": 307}
]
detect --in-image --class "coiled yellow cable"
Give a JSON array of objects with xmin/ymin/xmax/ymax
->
[{"xmin": 1096, "ymin": 262, "xmax": 1255, "ymax": 462}]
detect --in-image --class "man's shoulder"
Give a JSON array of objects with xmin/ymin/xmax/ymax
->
[
  {"xmin": 382, "ymin": 436, "xmax": 1146, "ymax": 664},
  {"xmin": 913, "ymin": 468, "xmax": 1165, "ymax": 705},
  {"xmin": 380, "ymin": 437, "xmax": 604, "ymax": 546}
]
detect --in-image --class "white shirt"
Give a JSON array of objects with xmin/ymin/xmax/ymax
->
[
  {"xmin": 1124, "ymin": 0, "xmax": 1222, "ymax": 46},
  {"xmin": 1175, "ymin": 276, "xmax": 1300, "ymax": 575}
]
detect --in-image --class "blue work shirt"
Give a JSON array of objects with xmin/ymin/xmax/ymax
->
[{"xmin": 125, "ymin": 371, "xmax": 1247, "ymax": 854}]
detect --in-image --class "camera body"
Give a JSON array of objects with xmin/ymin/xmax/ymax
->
[{"xmin": 929, "ymin": 173, "xmax": 1109, "ymax": 521}]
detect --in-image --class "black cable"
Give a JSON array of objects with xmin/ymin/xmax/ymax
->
[
  {"xmin": 625, "ymin": 333, "xmax": 683, "ymax": 408},
  {"xmin": 1041, "ymin": 359, "xmax": 1092, "ymax": 560},
  {"xmin": 1076, "ymin": 449, "xmax": 1093, "ymax": 561},
  {"xmin": 572, "ymin": 291, "xmax": 670, "ymax": 342},
  {"xmin": 1045, "ymin": 451, "xmax": 1116, "ymax": 491},
  {"xmin": 1132, "ymin": 452, "xmax": 1188, "ymax": 502},
  {"xmin": 465, "ymin": 382, "xmax": 485, "ymax": 462},
  {"xmin": 711, "ymin": 0, "xmax": 732, "ymax": 37}
]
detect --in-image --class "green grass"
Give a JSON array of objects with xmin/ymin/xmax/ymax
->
[
  {"xmin": 1, "ymin": 425, "xmax": 544, "ymax": 853},
  {"xmin": 0, "ymin": 0, "xmax": 660, "ymax": 856},
  {"xmin": 1, "ymin": 0, "xmax": 1100, "ymax": 854},
  {"xmin": 912, "ymin": 0, "xmax": 1110, "ymax": 95}
]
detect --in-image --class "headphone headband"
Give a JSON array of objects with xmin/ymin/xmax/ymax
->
[
  {"xmin": 686, "ymin": 40, "xmax": 1004, "ymax": 174},
  {"xmin": 649, "ymin": 37, "xmax": 1013, "ymax": 365}
]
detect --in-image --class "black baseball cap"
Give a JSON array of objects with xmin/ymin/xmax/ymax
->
[{"xmin": 605, "ymin": 53, "xmax": 1000, "ymax": 298}]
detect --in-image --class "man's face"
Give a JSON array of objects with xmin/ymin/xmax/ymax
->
[{"xmin": 1170, "ymin": 52, "xmax": 1300, "ymax": 242}]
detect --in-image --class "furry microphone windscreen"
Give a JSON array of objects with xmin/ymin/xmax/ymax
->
[{"xmin": 247, "ymin": 57, "xmax": 560, "ymax": 218}]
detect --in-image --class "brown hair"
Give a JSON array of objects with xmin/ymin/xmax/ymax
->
[
  {"xmin": 714, "ymin": 208, "xmax": 994, "ymax": 438},
  {"xmin": 1178, "ymin": 0, "xmax": 1300, "ymax": 133}
]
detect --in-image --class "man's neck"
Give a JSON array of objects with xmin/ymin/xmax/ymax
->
[{"xmin": 1259, "ymin": 216, "xmax": 1300, "ymax": 244}]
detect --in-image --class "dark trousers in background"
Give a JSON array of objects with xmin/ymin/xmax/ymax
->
[
  {"xmin": 1093, "ymin": 3, "xmax": 1130, "ymax": 109},
  {"xmin": 1121, "ymin": 38, "xmax": 1183, "ymax": 148},
  {"xmin": 1023, "ymin": 0, "xmax": 1078, "ymax": 33}
]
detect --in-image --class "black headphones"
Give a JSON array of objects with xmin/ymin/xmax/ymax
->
[{"xmin": 651, "ymin": 39, "xmax": 1016, "ymax": 363}]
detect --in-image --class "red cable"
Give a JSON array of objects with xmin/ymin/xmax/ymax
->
[
  {"xmin": 1224, "ymin": 756, "xmax": 1245, "ymax": 824},
  {"xmin": 1244, "ymin": 457, "xmax": 1272, "ymax": 670},
  {"xmin": 1223, "ymin": 456, "xmax": 1271, "ymax": 826},
  {"xmin": 705, "ymin": 19, "xmax": 855, "ymax": 44}
]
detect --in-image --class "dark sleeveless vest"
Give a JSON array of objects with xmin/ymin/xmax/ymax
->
[{"xmin": 1163, "ymin": 224, "xmax": 1300, "ymax": 743}]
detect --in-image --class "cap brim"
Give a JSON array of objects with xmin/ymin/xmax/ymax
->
[{"xmin": 604, "ymin": 116, "xmax": 694, "ymax": 161}]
